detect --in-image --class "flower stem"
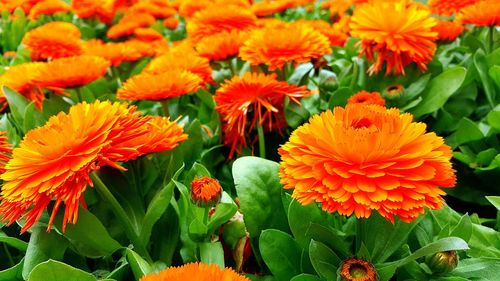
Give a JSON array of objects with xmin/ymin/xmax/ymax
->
[
  {"xmin": 350, "ymin": 59, "xmax": 359, "ymax": 90},
  {"xmin": 161, "ymin": 100, "xmax": 170, "ymax": 117},
  {"xmin": 76, "ymin": 87, "xmax": 83, "ymax": 103},
  {"xmin": 257, "ymin": 119, "xmax": 266, "ymax": 158},
  {"xmin": 488, "ymin": 25, "xmax": 495, "ymax": 54},
  {"xmin": 90, "ymin": 172, "xmax": 152, "ymax": 262}
]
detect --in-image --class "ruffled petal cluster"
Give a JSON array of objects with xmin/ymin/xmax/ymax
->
[
  {"xmin": 140, "ymin": 263, "xmax": 250, "ymax": 281},
  {"xmin": 456, "ymin": 0, "xmax": 500, "ymax": 27}
]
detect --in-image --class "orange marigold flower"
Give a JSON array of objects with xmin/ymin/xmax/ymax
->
[
  {"xmin": 0, "ymin": 100, "xmax": 186, "ymax": 233},
  {"xmin": 72, "ymin": 0, "xmax": 116, "ymax": 23},
  {"xmin": 195, "ymin": 30, "xmax": 248, "ymax": 60},
  {"xmin": 33, "ymin": 56, "xmax": 110, "ymax": 89},
  {"xmin": 350, "ymin": 0, "xmax": 437, "ymax": 75},
  {"xmin": 0, "ymin": 62, "xmax": 46, "ymax": 109},
  {"xmin": 456, "ymin": 0, "xmax": 500, "ymax": 27},
  {"xmin": 140, "ymin": 263, "xmax": 250, "ymax": 281},
  {"xmin": 191, "ymin": 176, "xmax": 222, "ymax": 207},
  {"xmin": 347, "ymin": 90, "xmax": 385, "ymax": 106},
  {"xmin": 296, "ymin": 20, "xmax": 347, "ymax": 47},
  {"xmin": 83, "ymin": 39, "xmax": 141, "ymax": 66},
  {"xmin": 178, "ymin": 0, "xmax": 211, "ymax": 17},
  {"xmin": 117, "ymin": 70, "xmax": 201, "ymax": 101},
  {"xmin": 163, "ymin": 17, "xmax": 180, "ymax": 29},
  {"xmin": 133, "ymin": 27, "xmax": 164, "ymax": 41},
  {"xmin": 251, "ymin": 0, "xmax": 295, "ymax": 16},
  {"xmin": 130, "ymin": 0, "xmax": 176, "ymax": 18},
  {"xmin": 214, "ymin": 72, "xmax": 311, "ymax": 158},
  {"xmin": 428, "ymin": 0, "xmax": 479, "ymax": 16},
  {"xmin": 279, "ymin": 104, "xmax": 456, "ymax": 222},
  {"xmin": 340, "ymin": 258, "xmax": 377, "ymax": 281},
  {"xmin": 22, "ymin": 22, "xmax": 83, "ymax": 61},
  {"xmin": 239, "ymin": 23, "xmax": 331, "ymax": 71},
  {"xmin": 186, "ymin": 5, "xmax": 257, "ymax": 42},
  {"xmin": 107, "ymin": 12, "xmax": 156, "ymax": 39},
  {"xmin": 0, "ymin": 132, "xmax": 12, "ymax": 175},
  {"xmin": 432, "ymin": 20, "xmax": 464, "ymax": 42},
  {"xmin": 28, "ymin": 0, "xmax": 71, "ymax": 20}
]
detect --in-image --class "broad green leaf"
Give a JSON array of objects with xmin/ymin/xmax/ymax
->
[
  {"xmin": 0, "ymin": 232, "xmax": 28, "ymax": 251},
  {"xmin": 446, "ymin": 118, "xmax": 484, "ymax": 148},
  {"xmin": 207, "ymin": 192, "xmax": 238, "ymax": 235},
  {"xmin": 328, "ymin": 87, "xmax": 352, "ymax": 108},
  {"xmin": 54, "ymin": 207, "xmax": 121, "ymax": 258},
  {"xmin": 308, "ymin": 240, "xmax": 340, "ymax": 280},
  {"xmin": 490, "ymin": 65, "xmax": 500, "ymax": 88},
  {"xmin": 259, "ymin": 230, "xmax": 302, "ymax": 281},
  {"xmin": 23, "ymin": 102, "xmax": 46, "ymax": 132},
  {"xmin": 233, "ymin": 157, "xmax": 290, "ymax": 239},
  {"xmin": 487, "ymin": 110, "xmax": 500, "ymax": 131},
  {"xmin": 200, "ymin": 242, "xmax": 225, "ymax": 268},
  {"xmin": 288, "ymin": 63, "xmax": 313, "ymax": 85},
  {"xmin": 474, "ymin": 49, "xmax": 496, "ymax": 108},
  {"xmin": 28, "ymin": 260, "xmax": 96, "ymax": 281},
  {"xmin": 449, "ymin": 214, "xmax": 473, "ymax": 242},
  {"xmin": 126, "ymin": 248, "xmax": 152, "ymax": 280},
  {"xmin": 486, "ymin": 196, "xmax": 500, "ymax": 211},
  {"xmin": 290, "ymin": 274, "xmax": 322, "ymax": 281},
  {"xmin": 0, "ymin": 259, "xmax": 23, "ymax": 281},
  {"xmin": 412, "ymin": 67, "xmax": 466, "ymax": 118},
  {"xmin": 2, "ymin": 86, "xmax": 30, "ymax": 130},
  {"xmin": 453, "ymin": 258, "xmax": 500, "ymax": 279}
]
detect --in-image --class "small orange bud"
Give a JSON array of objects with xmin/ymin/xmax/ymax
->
[
  {"xmin": 190, "ymin": 176, "xmax": 222, "ymax": 207},
  {"xmin": 164, "ymin": 17, "xmax": 180, "ymax": 29},
  {"xmin": 340, "ymin": 257, "xmax": 377, "ymax": 281},
  {"xmin": 385, "ymin": 84, "xmax": 404, "ymax": 97}
]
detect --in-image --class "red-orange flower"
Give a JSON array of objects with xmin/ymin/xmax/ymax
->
[
  {"xmin": 432, "ymin": 20, "xmax": 464, "ymax": 42},
  {"xmin": 251, "ymin": 0, "xmax": 295, "ymax": 16},
  {"xmin": 456, "ymin": 0, "xmax": 500, "ymax": 26},
  {"xmin": 428, "ymin": 0, "xmax": 479, "ymax": 16},
  {"xmin": 350, "ymin": 1, "xmax": 437, "ymax": 75},
  {"xmin": 129, "ymin": 0, "xmax": 176, "ymax": 18},
  {"xmin": 214, "ymin": 72, "xmax": 311, "ymax": 158},
  {"xmin": 186, "ymin": 5, "xmax": 257, "ymax": 42},
  {"xmin": 140, "ymin": 263, "xmax": 250, "ymax": 281},
  {"xmin": 296, "ymin": 19, "xmax": 347, "ymax": 47},
  {"xmin": 0, "ymin": 132, "xmax": 11, "ymax": 175},
  {"xmin": 191, "ymin": 176, "xmax": 223, "ymax": 207},
  {"xmin": 133, "ymin": 27, "xmax": 163, "ymax": 41},
  {"xmin": 0, "ymin": 100, "xmax": 187, "ymax": 233},
  {"xmin": 117, "ymin": 71, "xmax": 201, "ymax": 101},
  {"xmin": 195, "ymin": 30, "xmax": 248, "ymax": 60},
  {"xmin": 279, "ymin": 104, "xmax": 456, "ymax": 222},
  {"xmin": 32, "ymin": 56, "xmax": 110, "ymax": 89},
  {"xmin": 340, "ymin": 258, "xmax": 377, "ymax": 281},
  {"xmin": 72, "ymin": 0, "xmax": 116, "ymax": 23},
  {"xmin": 22, "ymin": 22, "xmax": 83, "ymax": 61},
  {"xmin": 83, "ymin": 39, "xmax": 142, "ymax": 66},
  {"xmin": 163, "ymin": 17, "xmax": 180, "ymax": 29},
  {"xmin": 0, "ymin": 62, "xmax": 46, "ymax": 109},
  {"xmin": 347, "ymin": 91, "xmax": 385, "ymax": 106},
  {"xmin": 107, "ymin": 12, "xmax": 156, "ymax": 39},
  {"xmin": 239, "ymin": 23, "xmax": 332, "ymax": 71},
  {"xmin": 28, "ymin": 0, "xmax": 71, "ymax": 20}
]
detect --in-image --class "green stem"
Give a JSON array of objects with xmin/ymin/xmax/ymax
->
[
  {"xmin": 350, "ymin": 59, "xmax": 359, "ymax": 90},
  {"xmin": 90, "ymin": 172, "xmax": 152, "ymax": 262},
  {"xmin": 161, "ymin": 100, "xmax": 170, "ymax": 117},
  {"xmin": 257, "ymin": 119, "xmax": 266, "ymax": 159},
  {"xmin": 75, "ymin": 87, "xmax": 83, "ymax": 103},
  {"xmin": 111, "ymin": 67, "xmax": 122, "ymax": 88},
  {"xmin": 355, "ymin": 218, "xmax": 364, "ymax": 254},
  {"xmin": 488, "ymin": 25, "xmax": 495, "ymax": 54}
]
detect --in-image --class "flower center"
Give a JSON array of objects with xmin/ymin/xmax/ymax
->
[
  {"xmin": 351, "ymin": 118, "xmax": 373, "ymax": 129},
  {"xmin": 349, "ymin": 264, "xmax": 368, "ymax": 278}
]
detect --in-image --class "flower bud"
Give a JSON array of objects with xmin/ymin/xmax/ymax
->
[
  {"xmin": 425, "ymin": 250, "xmax": 458, "ymax": 274},
  {"xmin": 340, "ymin": 257, "xmax": 377, "ymax": 281},
  {"xmin": 190, "ymin": 176, "xmax": 222, "ymax": 207}
]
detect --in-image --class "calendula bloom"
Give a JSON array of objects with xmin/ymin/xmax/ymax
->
[
  {"xmin": 117, "ymin": 71, "xmax": 201, "ymax": 101},
  {"xmin": 240, "ymin": 23, "xmax": 331, "ymax": 71},
  {"xmin": 164, "ymin": 17, "xmax": 180, "ymax": 29},
  {"xmin": 107, "ymin": 12, "xmax": 156, "ymax": 39},
  {"xmin": 340, "ymin": 258, "xmax": 377, "ymax": 281},
  {"xmin": 0, "ymin": 62, "xmax": 46, "ymax": 109},
  {"xmin": 456, "ymin": 0, "xmax": 500, "ymax": 26},
  {"xmin": 251, "ymin": 0, "xmax": 295, "ymax": 16},
  {"xmin": 385, "ymin": 84, "xmax": 404, "ymax": 97},
  {"xmin": 32, "ymin": 56, "xmax": 110, "ymax": 90},
  {"xmin": 22, "ymin": 22, "xmax": 83, "ymax": 61},
  {"xmin": 178, "ymin": 0, "xmax": 211, "ymax": 17},
  {"xmin": 195, "ymin": 30, "xmax": 248, "ymax": 60},
  {"xmin": 428, "ymin": 0, "xmax": 479, "ymax": 16},
  {"xmin": 133, "ymin": 27, "xmax": 164, "ymax": 41},
  {"xmin": 186, "ymin": 5, "xmax": 257, "ymax": 42},
  {"xmin": 83, "ymin": 39, "xmax": 142, "ymax": 66},
  {"xmin": 0, "ymin": 132, "xmax": 11, "ymax": 175},
  {"xmin": 72, "ymin": 0, "xmax": 116, "ymax": 23},
  {"xmin": 191, "ymin": 176, "xmax": 222, "ymax": 207},
  {"xmin": 140, "ymin": 263, "xmax": 250, "ymax": 281},
  {"xmin": 0, "ymin": 100, "xmax": 187, "ymax": 233},
  {"xmin": 215, "ymin": 73, "xmax": 311, "ymax": 158},
  {"xmin": 347, "ymin": 91, "xmax": 385, "ymax": 106},
  {"xmin": 432, "ymin": 20, "xmax": 464, "ymax": 42},
  {"xmin": 297, "ymin": 20, "xmax": 347, "ymax": 47},
  {"xmin": 28, "ymin": 0, "xmax": 71, "ymax": 20},
  {"xmin": 130, "ymin": 0, "xmax": 176, "ymax": 18},
  {"xmin": 350, "ymin": 1, "xmax": 437, "ymax": 75},
  {"xmin": 279, "ymin": 104, "xmax": 456, "ymax": 222}
]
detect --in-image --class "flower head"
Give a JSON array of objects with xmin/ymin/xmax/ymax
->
[
  {"xmin": 215, "ymin": 73, "xmax": 311, "ymax": 158},
  {"xmin": 129, "ymin": 0, "xmax": 176, "ymax": 18},
  {"xmin": 456, "ymin": 0, "xmax": 500, "ymax": 27},
  {"xmin": 72, "ymin": 0, "xmax": 116, "ymax": 23},
  {"xmin": 0, "ymin": 132, "xmax": 11, "ymax": 175},
  {"xmin": 347, "ymin": 91, "xmax": 385, "ymax": 106},
  {"xmin": 340, "ymin": 257, "xmax": 377, "ymax": 281},
  {"xmin": 251, "ymin": 0, "xmax": 296, "ymax": 16},
  {"xmin": 432, "ymin": 20, "xmax": 464, "ymax": 42},
  {"xmin": 83, "ymin": 39, "xmax": 145, "ymax": 66},
  {"xmin": 279, "ymin": 104, "xmax": 456, "ymax": 222},
  {"xmin": 195, "ymin": 30, "xmax": 248, "ymax": 61},
  {"xmin": 22, "ymin": 22, "xmax": 83, "ymax": 61},
  {"xmin": 0, "ymin": 100, "xmax": 186, "ymax": 232},
  {"xmin": 133, "ymin": 27, "xmax": 164, "ymax": 41},
  {"xmin": 0, "ymin": 62, "xmax": 46, "ymax": 109},
  {"xmin": 107, "ymin": 12, "xmax": 156, "ymax": 39},
  {"xmin": 28, "ymin": 0, "xmax": 71, "ymax": 20},
  {"xmin": 191, "ymin": 176, "xmax": 223, "ymax": 207},
  {"xmin": 350, "ymin": 0, "xmax": 437, "ymax": 75},
  {"xmin": 239, "ymin": 23, "xmax": 331, "ymax": 71},
  {"xmin": 117, "ymin": 71, "xmax": 201, "ymax": 101},
  {"xmin": 139, "ymin": 262, "xmax": 250, "ymax": 281},
  {"xmin": 297, "ymin": 19, "xmax": 347, "ymax": 47},
  {"xmin": 164, "ymin": 17, "xmax": 180, "ymax": 29},
  {"xmin": 428, "ymin": 0, "xmax": 479, "ymax": 16}
]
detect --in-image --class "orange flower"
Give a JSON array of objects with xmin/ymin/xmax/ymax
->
[
  {"xmin": 296, "ymin": 20, "xmax": 347, "ymax": 47},
  {"xmin": 22, "ymin": 22, "xmax": 83, "ymax": 61},
  {"xmin": 195, "ymin": 30, "xmax": 248, "ymax": 60},
  {"xmin": 0, "ymin": 132, "xmax": 11, "ymax": 175},
  {"xmin": 163, "ymin": 17, "xmax": 180, "ymax": 29},
  {"xmin": 83, "ymin": 39, "xmax": 147, "ymax": 66},
  {"xmin": 350, "ymin": 1, "xmax": 437, "ymax": 75},
  {"xmin": 32, "ymin": 56, "xmax": 110, "ymax": 89},
  {"xmin": 140, "ymin": 263, "xmax": 250, "ymax": 281},
  {"xmin": 133, "ymin": 27, "xmax": 163, "ymax": 41},
  {"xmin": 191, "ymin": 176, "xmax": 222, "ymax": 207},
  {"xmin": 239, "ymin": 23, "xmax": 331, "ymax": 71},
  {"xmin": 340, "ymin": 258, "xmax": 377, "ymax": 281},
  {"xmin": 28, "ymin": 0, "xmax": 71, "ymax": 20},
  {"xmin": 214, "ymin": 73, "xmax": 311, "ymax": 158},
  {"xmin": 107, "ymin": 12, "xmax": 156, "ymax": 39},
  {"xmin": 279, "ymin": 104, "xmax": 456, "ymax": 222},
  {"xmin": 117, "ymin": 71, "xmax": 201, "ymax": 101},
  {"xmin": 251, "ymin": 0, "xmax": 295, "ymax": 16},
  {"xmin": 0, "ymin": 62, "xmax": 46, "ymax": 109},
  {"xmin": 0, "ymin": 100, "xmax": 186, "ymax": 233},
  {"xmin": 186, "ymin": 5, "xmax": 257, "ymax": 42},
  {"xmin": 129, "ymin": 0, "xmax": 176, "ymax": 18},
  {"xmin": 178, "ymin": 0, "xmax": 211, "ymax": 17},
  {"xmin": 3, "ymin": 51, "xmax": 16, "ymax": 58},
  {"xmin": 72, "ymin": 0, "xmax": 116, "ymax": 23},
  {"xmin": 432, "ymin": 20, "xmax": 464, "ymax": 42},
  {"xmin": 456, "ymin": 0, "xmax": 500, "ymax": 26},
  {"xmin": 347, "ymin": 91, "xmax": 385, "ymax": 106},
  {"xmin": 428, "ymin": 0, "xmax": 479, "ymax": 16}
]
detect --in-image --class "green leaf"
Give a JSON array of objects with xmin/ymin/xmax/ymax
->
[
  {"xmin": 411, "ymin": 67, "xmax": 466, "ymax": 118},
  {"xmin": 288, "ymin": 63, "xmax": 313, "ymax": 85},
  {"xmin": 486, "ymin": 196, "xmax": 500, "ymax": 211},
  {"xmin": 28, "ymin": 260, "xmax": 96, "ymax": 281},
  {"xmin": 449, "ymin": 214, "xmax": 473, "ymax": 242},
  {"xmin": 474, "ymin": 49, "xmax": 496, "ymax": 108},
  {"xmin": 487, "ymin": 110, "xmax": 500, "ymax": 131},
  {"xmin": 2, "ymin": 86, "xmax": 30, "ymax": 130},
  {"xmin": 54, "ymin": 207, "xmax": 121, "ymax": 258},
  {"xmin": 259, "ymin": 230, "xmax": 302, "ymax": 281},
  {"xmin": 290, "ymin": 274, "xmax": 322, "ymax": 281},
  {"xmin": 233, "ymin": 157, "xmax": 290, "ymax": 239},
  {"xmin": 23, "ymin": 102, "xmax": 46, "ymax": 132},
  {"xmin": 327, "ymin": 87, "xmax": 352, "ymax": 108},
  {"xmin": 446, "ymin": 118, "xmax": 484, "ymax": 148},
  {"xmin": 126, "ymin": 248, "xmax": 152, "ymax": 280},
  {"xmin": 489, "ymin": 65, "xmax": 500, "ymax": 88},
  {"xmin": 308, "ymin": 240, "xmax": 340, "ymax": 280},
  {"xmin": 0, "ymin": 232, "xmax": 28, "ymax": 251},
  {"xmin": 0, "ymin": 259, "xmax": 23, "ymax": 281},
  {"xmin": 199, "ymin": 242, "xmax": 225, "ymax": 268},
  {"xmin": 23, "ymin": 226, "xmax": 69, "ymax": 280},
  {"xmin": 207, "ymin": 192, "xmax": 238, "ymax": 235},
  {"xmin": 453, "ymin": 258, "xmax": 500, "ymax": 279}
]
